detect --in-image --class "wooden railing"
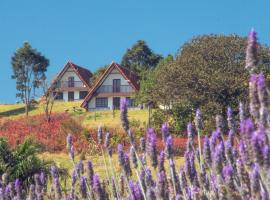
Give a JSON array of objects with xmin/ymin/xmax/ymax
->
[
  {"xmin": 56, "ymin": 81, "xmax": 85, "ymax": 88},
  {"xmin": 97, "ymin": 85, "xmax": 134, "ymax": 93}
]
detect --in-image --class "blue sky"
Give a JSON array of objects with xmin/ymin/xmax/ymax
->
[{"xmin": 0, "ymin": 0, "xmax": 269, "ymax": 103}]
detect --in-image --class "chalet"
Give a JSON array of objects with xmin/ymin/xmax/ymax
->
[
  {"xmin": 81, "ymin": 62, "xmax": 140, "ymax": 111},
  {"xmin": 49, "ymin": 61, "xmax": 93, "ymax": 101}
]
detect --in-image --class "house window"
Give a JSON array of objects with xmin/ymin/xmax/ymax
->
[
  {"xmin": 96, "ymin": 97, "xmax": 108, "ymax": 108},
  {"xmin": 79, "ymin": 91, "xmax": 88, "ymax": 99},
  {"xmin": 53, "ymin": 92, "xmax": 63, "ymax": 100},
  {"xmin": 68, "ymin": 77, "xmax": 75, "ymax": 87},
  {"xmin": 126, "ymin": 97, "xmax": 135, "ymax": 107}
]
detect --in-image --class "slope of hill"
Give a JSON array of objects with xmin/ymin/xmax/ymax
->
[{"xmin": 0, "ymin": 101, "xmax": 149, "ymax": 128}]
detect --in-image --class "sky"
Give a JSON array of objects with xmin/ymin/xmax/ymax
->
[{"xmin": 0, "ymin": 0, "xmax": 269, "ymax": 103}]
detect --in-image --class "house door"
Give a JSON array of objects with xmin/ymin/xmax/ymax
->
[
  {"xmin": 113, "ymin": 79, "xmax": 121, "ymax": 92},
  {"xmin": 113, "ymin": 97, "xmax": 120, "ymax": 109},
  {"xmin": 68, "ymin": 92, "xmax": 74, "ymax": 101}
]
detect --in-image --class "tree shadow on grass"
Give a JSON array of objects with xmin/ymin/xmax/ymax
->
[{"xmin": 0, "ymin": 106, "xmax": 37, "ymax": 117}]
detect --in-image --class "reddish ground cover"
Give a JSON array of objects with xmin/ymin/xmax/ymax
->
[
  {"xmin": 0, "ymin": 113, "xmax": 89, "ymax": 152},
  {"xmin": 0, "ymin": 113, "xmax": 189, "ymax": 155}
]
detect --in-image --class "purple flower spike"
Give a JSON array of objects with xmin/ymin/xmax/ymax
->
[
  {"xmin": 257, "ymin": 73, "xmax": 266, "ymax": 100},
  {"xmin": 227, "ymin": 107, "xmax": 236, "ymax": 134},
  {"xmin": 117, "ymin": 144, "xmax": 125, "ymax": 167},
  {"xmin": 223, "ymin": 165, "xmax": 235, "ymax": 190},
  {"xmin": 157, "ymin": 171, "xmax": 169, "ymax": 200},
  {"xmin": 97, "ymin": 126, "xmax": 103, "ymax": 145},
  {"xmin": 239, "ymin": 102, "xmax": 245, "ymax": 122},
  {"xmin": 39, "ymin": 172, "xmax": 46, "ymax": 186},
  {"xmin": 140, "ymin": 137, "xmax": 146, "ymax": 152},
  {"xmin": 251, "ymin": 132, "xmax": 264, "ymax": 166},
  {"xmin": 80, "ymin": 176, "xmax": 87, "ymax": 199},
  {"xmin": 263, "ymin": 145, "xmax": 270, "ymax": 169},
  {"xmin": 195, "ymin": 109, "xmax": 203, "ymax": 131},
  {"xmin": 15, "ymin": 179, "xmax": 22, "ymax": 200},
  {"xmin": 214, "ymin": 143, "xmax": 225, "ymax": 175},
  {"xmin": 130, "ymin": 146, "xmax": 138, "ymax": 168},
  {"xmin": 249, "ymin": 74, "xmax": 260, "ymax": 122},
  {"xmin": 111, "ymin": 177, "xmax": 117, "ymax": 199},
  {"xmin": 104, "ymin": 132, "xmax": 110, "ymax": 149},
  {"xmin": 187, "ymin": 123, "xmax": 194, "ymax": 140},
  {"xmin": 216, "ymin": 115, "xmax": 225, "ymax": 134},
  {"xmin": 128, "ymin": 180, "xmax": 136, "ymax": 199},
  {"xmin": 240, "ymin": 119, "xmax": 254, "ymax": 141},
  {"xmin": 246, "ymin": 28, "xmax": 258, "ymax": 72},
  {"xmin": 250, "ymin": 164, "xmax": 260, "ymax": 196},
  {"xmin": 203, "ymin": 136, "xmax": 212, "ymax": 167},
  {"xmin": 147, "ymin": 129, "xmax": 158, "ymax": 168},
  {"xmin": 120, "ymin": 98, "xmax": 129, "ymax": 132},
  {"xmin": 69, "ymin": 145, "xmax": 75, "ymax": 161},
  {"xmin": 165, "ymin": 135, "xmax": 173, "ymax": 159},
  {"xmin": 86, "ymin": 160, "xmax": 94, "ymax": 185},
  {"xmin": 93, "ymin": 175, "xmax": 104, "ymax": 200},
  {"xmin": 161, "ymin": 122, "xmax": 169, "ymax": 142},
  {"xmin": 66, "ymin": 133, "xmax": 73, "ymax": 151},
  {"xmin": 158, "ymin": 150, "xmax": 165, "ymax": 172},
  {"xmin": 134, "ymin": 182, "xmax": 143, "ymax": 200}
]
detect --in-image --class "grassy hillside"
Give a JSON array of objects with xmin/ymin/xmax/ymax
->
[{"xmin": 0, "ymin": 101, "xmax": 149, "ymax": 128}]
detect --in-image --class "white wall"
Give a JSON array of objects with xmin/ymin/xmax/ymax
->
[
  {"xmin": 60, "ymin": 67, "xmax": 81, "ymax": 82},
  {"xmin": 62, "ymin": 91, "xmax": 81, "ymax": 101},
  {"xmin": 101, "ymin": 69, "xmax": 129, "ymax": 86},
  {"xmin": 88, "ymin": 96, "xmax": 131, "ymax": 110},
  {"xmin": 86, "ymin": 68, "xmax": 135, "ymax": 110},
  {"xmin": 57, "ymin": 66, "xmax": 88, "ymax": 101}
]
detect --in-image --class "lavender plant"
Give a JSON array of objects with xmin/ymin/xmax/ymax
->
[{"xmin": 0, "ymin": 29, "xmax": 269, "ymax": 200}]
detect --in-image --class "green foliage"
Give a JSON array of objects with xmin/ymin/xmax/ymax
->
[
  {"xmin": 140, "ymin": 35, "xmax": 270, "ymax": 131},
  {"xmin": 171, "ymin": 102, "xmax": 193, "ymax": 133},
  {"xmin": 11, "ymin": 42, "xmax": 49, "ymax": 116},
  {"xmin": 0, "ymin": 138, "xmax": 52, "ymax": 185},
  {"xmin": 136, "ymin": 55, "xmax": 174, "ymax": 104},
  {"xmin": 150, "ymin": 109, "xmax": 167, "ymax": 132},
  {"xmin": 91, "ymin": 65, "xmax": 108, "ymax": 84},
  {"xmin": 121, "ymin": 40, "xmax": 162, "ymax": 74}
]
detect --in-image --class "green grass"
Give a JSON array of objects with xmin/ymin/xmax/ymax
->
[
  {"xmin": 0, "ymin": 101, "xmax": 82, "ymax": 119},
  {"xmin": 39, "ymin": 152, "xmax": 185, "ymax": 180},
  {"xmin": 82, "ymin": 109, "xmax": 149, "ymax": 128}
]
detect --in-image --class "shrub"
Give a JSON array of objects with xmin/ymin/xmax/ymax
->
[{"xmin": 0, "ymin": 113, "xmax": 89, "ymax": 152}]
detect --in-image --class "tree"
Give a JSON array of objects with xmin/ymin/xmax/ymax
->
[
  {"xmin": 142, "ymin": 35, "xmax": 270, "ymax": 129},
  {"xmin": 91, "ymin": 65, "xmax": 108, "ymax": 84},
  {"xmin": 121, "ymin": 40, "xmax": 163, "ymax": 74},
  {"xmin": 11, "ymin": 42, "xmax": 49, "ymax": 116},
  {"xmin": 135, "ymin": 55, "xmax": 174, "ymax": 105},
  {"xmin": 41, "ymin": 80, "xmax": 58, "ymax": 123}
]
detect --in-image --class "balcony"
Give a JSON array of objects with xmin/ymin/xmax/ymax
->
[
  {"xmin": 54, "ymin": 81, "xmax": 87, "ymax": 91},
  {"xmin": 96, "ymin": 85, "xmax": 134, "ymax": 96}
]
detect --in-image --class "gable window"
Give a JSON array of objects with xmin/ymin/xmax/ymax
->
[
  {"xmin": 113, "ymin": 79, "xmax": 121, "ymax": 92},
  {"xmin": 96, "ymin": 97, "xmax": 108, "ymax": 108},
  {"xmin": 68, "ymin": 76, "xmax": 75, "ymax": 87},
  {"xmin": 79, "ymin": 91, "xmax": 88, "ymax": 99}
]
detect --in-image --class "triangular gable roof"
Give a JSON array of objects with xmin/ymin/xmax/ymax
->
[
  {"xmin": 81, "ymin": 62, "xmax": 140, "ymax": 109},
  {"xmin": 50, "ymin": 61, "xmax": 93, "ymax": 90}
]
